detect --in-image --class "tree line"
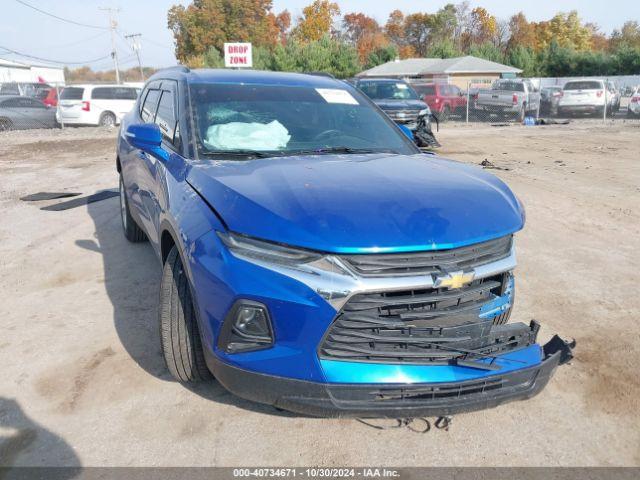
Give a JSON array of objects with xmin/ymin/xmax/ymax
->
[{"xmin": 166, "ymin": 0, "xmax": 640, "ymax": 78}]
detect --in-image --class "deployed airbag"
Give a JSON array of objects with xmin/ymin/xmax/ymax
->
[{"xmin": 204, "ymin": 120, "xmax": 291, "ymax": 151}]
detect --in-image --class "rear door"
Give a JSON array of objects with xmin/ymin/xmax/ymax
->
[
  {"xmin": 17, "ymin": 97, "xmax": 55, "ymax": 129},
  {"xmin": 0, "ymin": 98, "xmax": 27, "ymax": 129},
  {"xmin": 57, "ymin": 87, "xmax": 85, "ymax": 120}
]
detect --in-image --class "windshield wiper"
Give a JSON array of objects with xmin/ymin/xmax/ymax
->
[
  {"xmin": 200, "ymin": 149, "xmax": 280, "ymax": 159},
  {"xmin": 288, "ymin": 147, "xmax": 400, "ymax": 156}
]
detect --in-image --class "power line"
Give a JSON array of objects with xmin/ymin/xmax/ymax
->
[
  {"xmin": 0, "ymin": 45, "xmax": 110, "ymax": 65},
  {"xmin": 14, "ymin": 0, "xmax": 107, "ymax": 30}
]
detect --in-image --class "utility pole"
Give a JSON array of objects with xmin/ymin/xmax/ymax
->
[
  {"xmin": 125, "ymin": 33, "xmax": 144, "ymax": 82},
  {"xmin": 99, "ymin": 7, "xmax": 121, "ymax": 84}
]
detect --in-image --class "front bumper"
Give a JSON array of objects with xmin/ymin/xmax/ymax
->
[{"xmin": 205, "ymin": 335, "xmax": 574, "ymax": 418}]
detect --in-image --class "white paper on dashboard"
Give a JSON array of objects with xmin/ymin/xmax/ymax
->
[{"xmin": 315, "ymin": 88, "xmax": 359, "ymax": 105}]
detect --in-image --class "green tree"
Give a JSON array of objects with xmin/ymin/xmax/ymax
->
[
  {"xmin": 365, "ymin": 44, "xmax": 398, "ymax": 69},
  {"xmin": 427, "ymin": 39, "xmax": 462, "ymax": 58},
  {"xmin": 167, "ymin": 0, "xmax": 283, "ymax": 65},
  {"xmin": 507, "ymin": 45, "xmax": 536, "ymax": 76},
  {"xmin": 468, "ymin": 42, "xmax": 504, "ymax": 63}
]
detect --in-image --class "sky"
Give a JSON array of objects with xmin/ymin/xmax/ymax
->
[{"xmin": 1, "ymin": 0, "xmax": 637, "ymax": 70}]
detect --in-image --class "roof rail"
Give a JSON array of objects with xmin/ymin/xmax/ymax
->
[{"xmin": 304, "ymin": 71, "xmax": 335, "ymax": 79}]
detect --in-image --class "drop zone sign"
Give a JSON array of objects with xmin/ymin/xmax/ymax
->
[{"xmin": 224, "ymin": 43, "xmax": 253, "ymax": 68}]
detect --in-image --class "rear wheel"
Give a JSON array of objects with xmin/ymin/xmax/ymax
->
[
  {"xmin": 99, "ymin": 112, "xmax": 116, "ymax": 127},
  {"xmin": 119, "ymin": 174, "xmax": 147, "ymax": 243},
  {"xmin": 159, "ymin": 247, "xmax": 212, "ymax": 382}
]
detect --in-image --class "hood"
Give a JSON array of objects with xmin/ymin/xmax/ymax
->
[
  {"xmin": 374, "ymin": 99, "xmax": 428, "ymax": 111},
  {"xmin": 187, "ymin": 154, "xmax": 525, "ymax": 254}
]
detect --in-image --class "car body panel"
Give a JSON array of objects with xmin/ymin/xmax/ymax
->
[{"xmin": 186, "ymin": 153, "xmax": 524, "ymax": 254}]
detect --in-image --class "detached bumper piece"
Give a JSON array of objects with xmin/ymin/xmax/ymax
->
[{"xmin": 207, "ymin": 335, "xmax": 574, "ymax": 418}]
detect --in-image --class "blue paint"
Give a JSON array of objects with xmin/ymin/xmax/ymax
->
[
  {"xmin": 117, "ymin": 68, "xmax": 530, "ymax": 388},
  {"xmin": 321, "ymin": 345, "xmax": 542, "ymax": 384}
]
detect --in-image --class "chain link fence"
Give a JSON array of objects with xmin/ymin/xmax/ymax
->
[
  {"xmin": 0, "ymin": 75, "xmax": 639, "ymax": 132},
  {"xmin": 409, "ymin": 75, "xmax": 640, "ymax": 126}
]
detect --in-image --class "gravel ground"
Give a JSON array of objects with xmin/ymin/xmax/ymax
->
[{"xmin": 0, "ymin": 122, "xmax": 639, "ymax": 467}]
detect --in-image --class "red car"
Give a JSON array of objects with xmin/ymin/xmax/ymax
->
[
  {"xmin": 413, "ymin": 83, "xmax": 467, "ymax": 121},
  {"xmin": 42, "ymin": 88, "xmax": 58, "ymax": 108}
]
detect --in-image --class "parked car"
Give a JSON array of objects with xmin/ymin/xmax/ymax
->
[
  {"xmin": 0, "ymin": 95, "xmax": 57, "ymax": 130},
  {"xmin": 628, "ymin": 88, "xmax": 640, "ymax": 118},
  {"xmin": 116, "ymin": 68, "xmax": 574, "ymax": 417},
  {"xmin": 557, "ymin": 79, "xmax": 609, "ymax": 118},
  {"xmin": 476, "ymin": 78, "xmax": 540, "ymax": 122},
  {"xmin": 353, "ymin": 78, "xmax": 431, "ymax": 132},
  {"xmin": 412, "ymin": 83, "xmax": 466, "ymax": 121},
  {"xmin": 56, "ymin": 84, "xmax": 140, "ymax": 126},
  {"xmin": 540, "ymin": 86, "xmax": 563, "ymax": 116},
  {"xmin": 0, "ymin": 81, "xmax": 51, "ymax": 99}
]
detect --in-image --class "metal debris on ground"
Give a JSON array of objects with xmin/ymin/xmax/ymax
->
[
  {"xmin": 40, "ymin": 189, "xmax": 119, "ymax": 211},
  {"xmin": 479, "ymin": 159, "xmax": 510, "ymax": 171},
  {"xmin": 20, "ymin": 192, "xmax": 81, "ymax": 202},
  {"xmin": 356, "ymin": 416, "xmax": 453, "ymax": 433}
]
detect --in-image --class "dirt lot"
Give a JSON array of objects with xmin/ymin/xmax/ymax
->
[{"xmin": 1, "ymin": 122, "xmax": 639, "ymax": 467}]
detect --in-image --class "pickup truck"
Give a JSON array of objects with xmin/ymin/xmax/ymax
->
[{"xmin": 475, "ymin": 79, "xmax": 540, "ymax": 122}]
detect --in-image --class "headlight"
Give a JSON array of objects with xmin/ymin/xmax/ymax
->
[
  {"xmin": 217, "ymin": 231, "xmax": 322, "ymax": 265},
  {"xmin": 419, "ymin": 108, "xmax": 430, "ymax": 116}
]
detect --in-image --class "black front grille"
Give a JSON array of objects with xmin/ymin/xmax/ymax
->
[
  {"xmin": 319, "ymin": 273, "xmax": 532, "ymax": 364},
  {"xmin": 341, "ymin": 235, "xmax": 512, "ymax": 277}
]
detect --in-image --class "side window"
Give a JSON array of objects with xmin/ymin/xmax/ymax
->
[
  {"xmin": 155, "ymin": 85, "xmax": 179, "ymax": 148},
  {"xmin": 113, "ymin": 88, "xmax": 138, "ymax": 100},
  {"xmin": 91, "ymin": 87, "xmax": 115, "ymax": 100},
  {"xmin": 140, "ymin": 89, "xmax": 160, "ymax": 122}
]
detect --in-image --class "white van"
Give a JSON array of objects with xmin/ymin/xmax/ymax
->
[{"xmin": 56, "ymin": 84, "xmax": 140, "ymax": 126}]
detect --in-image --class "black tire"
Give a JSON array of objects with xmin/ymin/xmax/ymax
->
[
  {"xmin": 159, "ymin": 247, "xmax": 212, "ymax": 382},
  {"xmin": 119, "ymin": 174, "xmax": 147, "ymax": 243},
  {"xmin": 99, "ymin": 111, "xmax": 116, "ymax": 127},
  {"xmin": 0, "ymin": 118, "xmax": 13, "ymax": 131}
]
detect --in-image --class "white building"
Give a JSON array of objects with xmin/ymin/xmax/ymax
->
[{"xmin": 0, "ymin": 59, "xmax": 65, "ymax": 85}]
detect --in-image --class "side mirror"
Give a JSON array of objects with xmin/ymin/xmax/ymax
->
[
  {"xmin": 125, "ymin": 123, "xmax": 169, "ymax": 162},
  {"xmin": 397, "ymin": 123, "xmax": 414, "ymax": 141}
]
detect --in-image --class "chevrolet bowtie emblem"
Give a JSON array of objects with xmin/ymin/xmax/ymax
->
[{"xmin": 433, "ymin": 270, "xmax": 475, "ymax": 289}]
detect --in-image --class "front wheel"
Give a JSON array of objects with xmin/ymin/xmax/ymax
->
[{"xmin": 159, "ymin": 247, "xmax": 213, "ymax": 382}]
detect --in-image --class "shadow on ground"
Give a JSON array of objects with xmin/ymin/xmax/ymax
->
[
  {"xmin": 0, "ymin": 397, "xmax": 81, "ymax": 474},
  {"xmin": 78, "ymin": 194, "xmax": 297, "ymax": 418}
]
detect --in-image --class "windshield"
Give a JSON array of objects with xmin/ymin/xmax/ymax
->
[
  {"xmin": 357, "ymin": 81, "xmax": 419, "ymax": 100},
  {"xmin": 190, "ymin": 83, "xmax": 417, "ymax": 157}
]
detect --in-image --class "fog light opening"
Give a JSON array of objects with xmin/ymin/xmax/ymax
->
[{"xmin": 218, "ymin": 301, "xmax": 274, "ymax": 353}]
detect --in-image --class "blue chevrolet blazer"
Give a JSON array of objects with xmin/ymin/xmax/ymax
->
[{"xmin": 116, "ymin": 67, "xmax": 573, "ymax": 418}]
